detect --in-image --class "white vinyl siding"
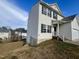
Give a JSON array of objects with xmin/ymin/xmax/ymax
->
[{"xmin": 71, "ymin": 17, "xmax": 79, "ymax": 41}]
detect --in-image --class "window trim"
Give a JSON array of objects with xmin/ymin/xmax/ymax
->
[
  {"xmin": 47, "ymin": 25, "xmax": 52, "ymax": 33},
  {"xmin": 41, "ymin": 24, "xmax": 46, "ymax": 33},
  {"xmin": 48, "ymin": 9, "xmax": 52, "ymax": 17},
  {"xmin": 42, "ymin": 5, "xmax": 52, "ymax": 17},
  {"xmin": 53, "ymin": 12, "xmax": 57, "ymax": 19},
  {"xmin": 42, "ymin": 6, "xmax": 47, "ymax": 15}
]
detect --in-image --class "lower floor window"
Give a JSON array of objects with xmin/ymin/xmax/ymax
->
[
  {"xmin": 41, "ymin": 24, "xmax": 46, "ymax": 33},
  {"xmin": 41, "ymin": 24, "xmax": 51, "ymax": 33},
  {"xmin": 47, "ymin": 25, "xmax": 52, "ymax": 33}
]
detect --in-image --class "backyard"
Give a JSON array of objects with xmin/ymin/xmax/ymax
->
[
  {"xmin": 0, "ymin": 41, "xmax": 24, "ymax": 59},
  {"xmin": 0, "ymin": 39, "xmax": 79, "ymax": 59}
]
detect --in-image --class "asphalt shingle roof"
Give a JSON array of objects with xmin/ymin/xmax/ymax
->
[{"xmin": 62, "ymin": 14, "xmax": 77, "ymax": 21}]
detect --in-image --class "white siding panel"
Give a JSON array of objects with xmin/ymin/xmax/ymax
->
[
  {"xmin": 59, "ymin": 22, "xmax": 72, "ymax": 40},
  {"xmin": 58, "ymin": 15, "xmax": 63, "ymax": 20},
  {"xmin": 71, "ymin": 18, "xmax": 79, "ymax": 41},
  {"xmin": 37, "ymin": 4, "xmax": 52, "ymax": 43},
  {"xmin": 27, "ymin": 3, "xmax": 39, "ymax": 44},
  {"xmin": 0, "ymin": 33, "xmax": 9, "ymax": 40}
]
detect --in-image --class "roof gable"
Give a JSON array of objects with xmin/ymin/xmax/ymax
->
[
  {"xmin": 40, "ymin": 1, "xmax": 64, "ymax": 17},
  {"xmin": 49, "ymin": 3, "xmax": 62, "ymax": 15}
]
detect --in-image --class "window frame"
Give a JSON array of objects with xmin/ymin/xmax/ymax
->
[
  {"xmin": 48, "ymin": 9, "xmax": 52, "ymax": 17},
  {"xmin": 53, "ymin": 12, "xmax": 57, "ymax": 19},
  {"xmin": 42, "ymin": 6, "xmax": 47, "ymax": 15},
  {"xmin": 41, "ymin": 24, "xmax": 46, "ymax": 33},
  {"xmin": 47, "ymin": 25, "xmax": 52, "ymax": 33},
  {"xmin": 42, "ymin": 5, "xmax": 52, "ymax": 17}
]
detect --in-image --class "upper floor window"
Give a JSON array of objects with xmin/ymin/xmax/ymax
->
[
  {"xmin": 41, "ymin": 24, "xmax": 46, "ymax": 33},
  {"xmin": 42, "ymin": 6, "xmax": 47, "ymax": 15},
  {"xmin": 53, "ymin": 12, "xmax": 57, "ymax": 19},
  {"xmin": 42, "ymin": 6, "xmax": 52, "ymax": 17},
  {"xmin": 48, "ymin": 9, "xmax": 52, "ymax": 17}
]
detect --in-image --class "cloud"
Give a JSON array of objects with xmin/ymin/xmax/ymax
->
[{"xmin": 0, "ymin": 0, "xmax": 28, "ymax": 29}]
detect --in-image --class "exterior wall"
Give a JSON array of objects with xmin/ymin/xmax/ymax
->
[
  {"xmin": 59, "ymin": 22, "xmax": 72, "ymax": 40},
  {"xmin": 22, "ymin": 33, "xmax": 27, "ymax": 39},
  {"xmin": 15, "ymin": 32, "xmax": 27, "ymax": 39},
  {"xmin": 37, "ymin": 4, "xmax": 52, "ymax": 44},
  {"xmin": 37, "ymin": 4, "xmax": 63, "ymax": 44},
  {"xmin": 15, "ymin": 32, "xmax": 21, "ymax": 36},
  {"xmin": 27, "ymin": 2, "xmax": 64, "ymax": 45},
  {"xmin": 0, "ymin": 32, "xmax": 9, "ymax": 40},
  {"xmin": 52, "ymin": 12, "xmax": 63, "ymax": 21},
  {"xmin": 71, "ymin": 17, "xmax": 79, "ymax": 41},
  {"xmin": 27, "ymin": 2, "xmax": 39, "ymax": 45},
  {"xmin": 58, "ymin": 15, "xmax": 63, "ymax": 20}
]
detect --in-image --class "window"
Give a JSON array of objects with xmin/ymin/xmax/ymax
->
[
  {"xmin": 48, "ymin": 9, "xmax": 52, "ymax": 17},
  {"xmin": 42, "ymin": 6, "xmax": 52, "ymax": 17},
  {"xmin": 53, "ymin": 12, "xmax": 57, "ymax": 19},
  {"xmin": 51, "ymin": 20, "xmax": 53, "ymax": 25},
  {"xmin": 41, "ymin": 24, "xmax": 46, "ymax": 33},
  {"xmin": 41, "ymin": 24, "xmax": 52, "ymax": 33},
  {"xmin": 47, "ymin": 25, "xmax": 52, "ymax": 33},
  {"xmin": 42, "ymin": 6, "xmax": 47, "ymax": 15}
]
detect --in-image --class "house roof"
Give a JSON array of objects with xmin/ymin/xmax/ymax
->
[
  {"xmin": 39, "ymin": 1, "xmax": 64, "ymax": 17},
  {"xmin": 52, "ymin": 14, "xmax": 77, "ymax": 24},
  {"xmin": 62, "ymin": 14, "xmax": 77, "ymax": 22},
  {"xmin": 0, "ymin": 27, "xmax": 10, "ymax": 32},
  {"xmin": 49, "ymin": 3, "xmax": 62, "ymax": 14},
  {"xmin": 14, "ymin": 28, "xmax": 27, "ymax": 33}
]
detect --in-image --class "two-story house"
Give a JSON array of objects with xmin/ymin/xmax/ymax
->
[{"xmin": 27, "ymin": 0, "xmax": 79, "ymax": 46}]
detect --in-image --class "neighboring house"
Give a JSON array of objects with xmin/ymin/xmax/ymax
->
[
  {"xmin": 27, "ymin": 0, "xmax": 79, "ymax": 46},
  {"xmin": 14, "ymin": 28, "xmax": 27, "ymax": 40},
  {"xmin": 0, "ymin": 27, "xmax": 27, "ymax": 42},
  {"xmin": 0, "ymin": 27, "xmax": 12, "ymax": 41}
]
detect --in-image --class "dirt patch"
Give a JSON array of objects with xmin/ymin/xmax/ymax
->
[
  {"xmin": 1, "ymin": 39, "xmax": 79, "ymax": 59},
  {"xmin": 0, "ymin": 41, "xmax": 24, "ymax": 59}
]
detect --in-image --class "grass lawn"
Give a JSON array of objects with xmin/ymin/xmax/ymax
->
[{"xmin": 2, "ymin": 39, "xmax": 79, "ymax": 59}]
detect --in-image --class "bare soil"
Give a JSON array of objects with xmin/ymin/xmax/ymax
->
[
  {"xmin": 0, "ymin": 41, "xmax": 24, "ymax": 58},
  {"xmin": 0, "ymin": 39, "xmax": 79, "ymax": 59}
]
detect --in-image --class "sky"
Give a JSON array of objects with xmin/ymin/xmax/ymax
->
[{"xmin": 0, "ymin": 0, "xmax": 79, "ymax": 29}]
